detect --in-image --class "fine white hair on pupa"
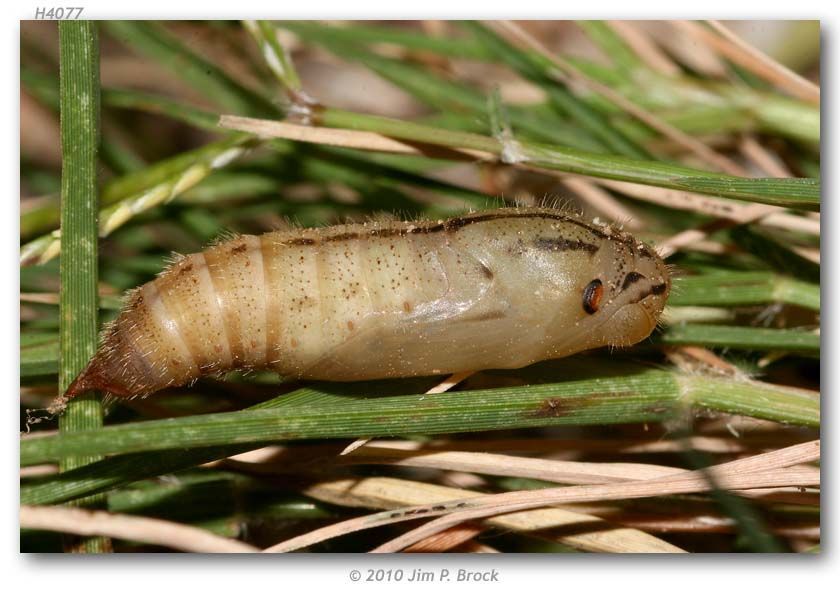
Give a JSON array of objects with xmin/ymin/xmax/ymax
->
[{"xmin": 63, "ymin": 206, "xmax": 671, "ymax": 402}]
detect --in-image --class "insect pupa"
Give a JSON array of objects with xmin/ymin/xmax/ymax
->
[{"xmin": 63, "ymin": 207, "xmax": 671, "ymax": 400}]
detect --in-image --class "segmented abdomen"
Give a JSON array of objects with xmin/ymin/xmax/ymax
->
[
  {"xmin": 123, "ymin": 227, "xmax": 451, "ymax": 391},
  {"xmin": 67, "ymin": 207, "xmax": 669, "ymax": 400}
]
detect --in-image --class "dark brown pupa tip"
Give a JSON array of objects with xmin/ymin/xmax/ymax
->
[
  {"xmin": 63, "ymin": 326, "xmax": 155, "ymax": 401},
  {"xmin": 63, "ymin": 357, "xmax": 134, "ymax": 400}
]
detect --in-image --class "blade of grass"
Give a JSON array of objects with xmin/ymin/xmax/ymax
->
[
  {"xmin": 577, "ymin": 20, "xmax": 645, "ymax": 74},
  {"xmin": 56, "ymin": 20, "xmax": 110, "ymax": 554},
  {"xmin": 103, "ymin": 20, "xmax": 277, "ymax": 117},
  {"xmin": 22, "ymin": 65, "xmax": 147, "ymax": 178},
  {"xmin": 23, "ymin": 66, "xmax": 224, "ymax": 134},
  {"xmin": 678, "ymin": 442, "xmax": 785, "ymax": 552},
  {"xmin": 374, "ymin": 466, "xmax": 816, "ymax": 553},
  {"xmin": 699, "ymin": 21, "xmax": 819, "ymax": 104},
  {"xmin": 281, "ymin": 20, "xmax": 494, "ymax": 61},
  {"xmin": 661, "ymin": 324, "xmax": 819, "ymax": 355},
  {"xmin": 671, "ymin": 272, "xmax": 819, "ymax": 312},
  {"xmin": 270, "ymin": 441, "xmax": 818, "ymax": 552},
  {"xmin": 592, "ymin": 179, "xmax": 819, "ymax": 237},
  {"xmin": 20, "ymin": 505, "xmax": 258, "ymax": 553},
  {"xmin": 303, "ymin": 476, "xmax": 684, "ymax": 553},
  {"xmin": 20, "ymin": 134, "xmax": 258, "ymax": 265},
  {"xmin": 20, "ymin": 359, "xmax": 819, "ymax": 467},
  {"xmin": 487, "ymin": 20, "xmax": 748, "ymax": 176},
  {"xmin": 21, "ymin": 84, "xmax": 250, "ymax": 240},
  {"xmin": 104, "ymin": 470, "xmax": 332, "ymax": 520},
  {"xmin": 278, "ymin": 25, "xmax": 605, "ymax": 153},
  {"xmin": 280, "ymin": 22, "xmax": 817, "ymax": 146},
  {"xmin": 463, "ymin": 21, "xmax": 651, "ymax": 159},
  {"xmin": 670, "ymin": 176, "xmax": 819, "ymax": 210},
  {"xmin": 221, "ymin": 111, "xmax": 820, "ymax": 207},
  {"xmin": 729, "ymin": 226, "xmax": 820, "ymax": 282},
  {"xmin": 103, "ymin": 88, "xmax": 220, "ymax": 131},
  {"xmin": 20, "ymin": 379, "xmax": 441, "ymax": 505},
  {"xmin": 21, "ymin": 333, "xmax": 60, "ymax": 379},
  {"xmin": 242, "ymin": 20, "xmax": 305, "ymax": 102}
]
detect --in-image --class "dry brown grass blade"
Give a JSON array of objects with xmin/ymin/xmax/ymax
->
[
  {"xmin": 739, "ymin": 136, "xmax": 793, "ymax": 178},
  {"xmin": 665, "ymin": 346, "xmax": 744, "ymax": 377},
  {"xmin": 20, "ymin": 505, "xmax": 258, "ymax": 553},
  {"xmin": 292, "ymin": 476, "xmax": 685, "ymax": 554},
  {"xmin": 403, "ymin": 522, "xmax": 484, "ymax": 553},
  {"xmin": 455, "ymin": 540, "xmax": 500, "ymax": 553},
  {"xmin": 223, "ymin": 446, "xmax": 818, "ymax": 505},
  {"xmin": 701, "ymin": 20, "xmax": 820, "ymax": 104},
  {"xmin": 219, "ymin": 114, "xmax": 491, "ymax": 161},
  {"xmin": 792, "ymin": 246, "xmax": 821, "ymax": 264},
  {"xmin": 425, "ymin": 370, "xmax": 476, "ymax": 393},
  {"xmin": 372, "ymin": 441, "xmax": 819, "ymax": 552},
  {"xmin": 739, "ymin": 488, "xmax": 819, "ymax": 506},
  {"xmin": 485, "ymin": 20, "xmax": 748, "ymax": 176},
  {"xmin": 663, "ymin": 23, "xmax": 729, "ymax": 77},
  {"xmin": 221, "ymin": 442, "xmax": 709, "ymax": 485},
  {"xmin": 20, "ymin": 465, "xmax": 60, "ymax": 478},
  {"xmin": 263, "ymin": 441, "xmax": 817, "ymax": 553},
  {"xmin": 590, "ymin": 509, "xmax": 818, "ymax": 537},
  {"xmin": 658, "ymin": 229, "xmax": 715, "ymax": 259},
  {"xmin": 593, "ymin": 178, "xmax": 818, "ymax": 237},
  {"xmin": 219, "ymin": 431, "xmax": 805, "ymax": 469},
  {"xmin": 20, "ymin": 293, "xmax": 62, "ymax": 305},
  {"xmin": 339, "ymin": 447, "xmax": 686, "ymax": 484},
  {"xmin": 562, "ymin": 177, "xmax": 643, "ymax": 228},
  {"xmin": 606, "ymin": 20, "xmax": 682, "ymax": 76},
  {"xmin": 652, "ymin": 196, "xmax": 817, "ymax": 258}
]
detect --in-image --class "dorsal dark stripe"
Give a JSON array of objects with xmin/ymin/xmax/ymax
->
[
  {"xmin": 533, "ymin": 236, "xmax": 600, "ymax": 255},
  {"xmin": 278, "ymin": 209, "xmax": 623, "ymax": 247}
]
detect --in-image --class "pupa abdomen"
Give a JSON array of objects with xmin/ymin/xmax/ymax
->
[{"xmin": 65, "ymin": 207, "xmax": 670, "ymax": 399}]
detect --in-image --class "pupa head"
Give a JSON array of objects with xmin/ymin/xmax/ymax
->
[{"xmin": 573, "ymin": 234, "xmax": 670, "ymax": 349}]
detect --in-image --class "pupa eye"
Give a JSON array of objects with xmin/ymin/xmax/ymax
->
[{"xmin": 582, "ymin": 279, "xmax": 604, "ymax": 314}]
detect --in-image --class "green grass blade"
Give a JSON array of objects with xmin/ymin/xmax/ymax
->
[
  {"xmin": 521, "ymin": 142, "xmax": 819, "ymax": 206},
  {"xmin": 23, "ymin": 66, "xmax": 222, "ymax": 133},
  {"xmin": 680, "ymin": 376, "xmax": 819, "ymax": 426},
  {"xmin": 20, "ymin": 134, "xmax": 257, "ymax": 265},
  {"xmin": 739, "ymin": 91, "xmax": 820, "ymax": 146},
  {"xmin": 670, "ymin": 177, "xmax": 820, "ymax": 210},
  {"xmin": 20, "ymin": 359, "xmax": 818, "ymax": 467},
  {"xmin": 21, "ymin": 379, "xmax": 439, "ymax": 505},
  {"xmin": 105, "ymin": 470, "xmax": 333, "ymax": 527},
  {"xmin": 729, "ymin": 226, "xmax": 820, "ymax": 283},
  {"xmin": 464, "ymin": 20, "xmax": 651, "ymax": 159},
  {"xmin": 21, "ymin": 445, "xmax": 262, "ymax": 507},
  {"xmin": 242, "ymin": 20, "xmax": 303, "ymax": 97},
  {"xmin": 314, "ymin": 108, "xmax": 819, "ymax": 206},
  {"xmin": 576, "ymin": 21, "xmax": 644, "ymax": 73},
  {"xmin": 661, "ymin": 324, "xmax": 819, "ymax": 355},
  {"xmin": 103, "ymin": 20, "xmax": 277, "ymax": 117},
  {"xmin": 281, "ymin": 21, "xmax": 493, "ymax": 61},
  {"xmin": 22, "ymin": 65, "xmax": 147, "ymax": 178},
  {"xmin": 283, "ymin": 26, "xmax": 605, "ymax": 152},
  {"xmin": 103, "ymin": 88, "xmax": 220, "ymax": 131},
  {"xmin": 56, "ymin": 20, "xmax": 110, "ymax": 553},
  {"xmin": 671, "ymin": 273, "xmax": 820, "ymax": 312},
  {"xmin": 21, "ymin": 334, "xmax": 60, "ymax": 380}
]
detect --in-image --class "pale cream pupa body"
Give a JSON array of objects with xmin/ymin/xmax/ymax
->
[{"xmin": 65, "ymin": 207, "xmax": 670, "ymax": 399}]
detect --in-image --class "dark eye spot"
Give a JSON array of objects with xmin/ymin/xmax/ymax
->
[
  {"xmin": 621, "ymin": 271, "xmax": 646, "ymax": 291},
  {"xmin": 583, "ymin": 279, "xmax": 603, "ymax": 314}
]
